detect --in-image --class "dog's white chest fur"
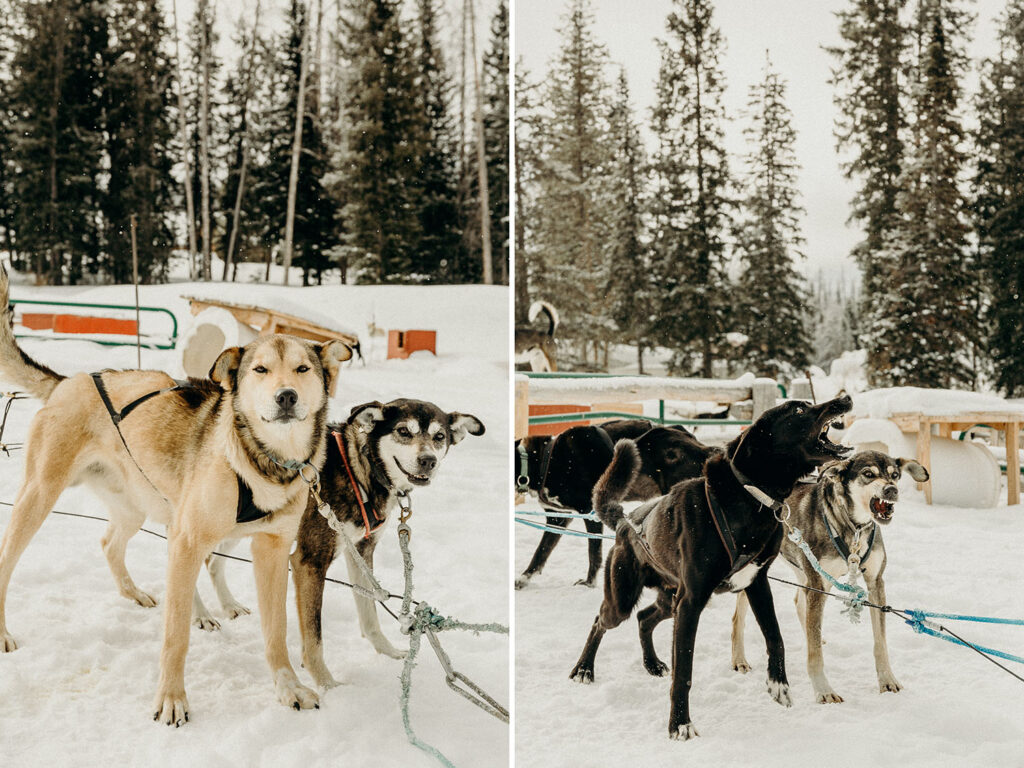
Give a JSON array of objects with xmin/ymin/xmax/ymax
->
[{"xmin": 726, "ymin": 561, "xmax": 763, "ymax": 592}]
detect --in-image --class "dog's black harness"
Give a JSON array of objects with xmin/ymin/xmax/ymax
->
[
  {"xmin": 91, "ymin": 373, "xmax": 273, "ymax": 524},
  {"xmin": 822, "ymin": 511, "xmax": 876, "ymax": 565},
  {"xmin": 333, "ymin": 430, "xmax": 387, "ymax": 539}
]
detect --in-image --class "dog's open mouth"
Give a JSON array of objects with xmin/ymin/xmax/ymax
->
[
  {"xmin": 815, "ymin": 418, "xmax": 852, "ymax": 458},
  {"xmin": 394, "ymin": 458, "xmax": 431, "ymax": 486},
  {"xmin": 870, "ymin": 496, "xmax": 895, "ymax": 523}
]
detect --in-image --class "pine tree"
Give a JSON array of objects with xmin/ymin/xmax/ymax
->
[
  {"xmin": 734, "ymin": 58, "xmax": 810, "ymax": 379},
  {"xmin": 413, "ymin": 0, "xmax": 461, "ymax": 282},
  {"xmin": 866, "ymin": 0, "xmax": 976, "ymax": 388},
  {"xmin": 0, "ymin": 0, "xmax": 18, "ymax": 264},
  {"xmin": 481, "ymin": 0, "xmax": 509, "ymax": 284},
  {"xmin": 531, "ymin": 0, "xmax": 615, "ymax": 366},
  {"xmin": 605, "ymin": 70, "xmax": 653, "ymax": 374},
  {"xmin": 329, "ymin": 0, "xmax": 426, "ymax": 283},
  {"xmin": 103, "ymin": 0, "xmax": 177, "ymax": 283},
  {"xmin": 9, "ymin": 0, "xmax": 107, "ymax": 284},
  {"xmin": 975, "ymin": 0, "xmax": 1024, "ymax": 395},
  {"xmin": 649, "ymin": 0, "xmax": 733, "ymax": 377},
  {"xmin": 252, "ymin": 0, "xmax": 336, "ymax": 285},
  {"xmin": 513, "ymin": 62, "xmax": 541, "ymax": 324}
]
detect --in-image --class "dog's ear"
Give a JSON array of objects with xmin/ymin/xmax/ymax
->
[
  {"xmin": 210, "ymin": 347, "xmax": 243, "ymax": 389},
  {"xmin": 819, "ymin": 460, "xmax": 847, "ymax": 481},
  {"xmin": 448, "ymin": 412, "xmax": 485, "ymax": 444},
  {"xmin": 898, "ymin": 458, "xmax": 930, "ymax": 483},
  {"xmin": 349, "ymin": 401, "xmax": 385, "ymax": 432},
  {"xmin": 315, "ymin": 340, "xmax": 352, "ymax": 398}
]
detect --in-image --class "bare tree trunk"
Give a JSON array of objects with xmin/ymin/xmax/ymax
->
[
  {"xmin": 282, "ymin": 0, "xmax": 311, "ymax": 286},
  {"xmin": 467, "ymin": 0, "xmax": 492, "ymax": 285},
  {"xmin": 637, "ymin": 341, "xmax": 644, "ymax": 376},
  {"xmin": 198, "ymin": 0, "xmax": 213, "ymax": 281},
  {"xmin": 47, "ymin": 19, "xmax": 64, "ymax": 285},
  {"xmin": 223, "ymin": 0, "xmax": 261, "ymax": 282},
  {"xmin": 171, "ymin": 0, "xmax": 198, "ymax": 280}
]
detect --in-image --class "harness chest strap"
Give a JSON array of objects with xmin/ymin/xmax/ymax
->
[
  {"xmin": 333, "ymin": 430, "xmax": 386, "ymax": 539},
  {"xmin": 821, "ymin": 509, "xmax": 876, "ymax": 565},
  {"xmin": 91, "ymin": 372, "xmax": 273, "ymax": 524}
]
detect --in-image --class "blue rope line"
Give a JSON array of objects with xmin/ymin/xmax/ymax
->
[
  {"xmin": 905, "ymin": 617, "xmax": 1024, "ymax": 665},
  {"xmin": 905, "ymin": 608, "xmax": 1024, "ymax": 626},
  {"xmin": 514, "ymin": 508, "xmax": 600, "ymax": 521},
  {"xmin": 514, "ymin": 517, "xmax": 616, "ymax": 540}
]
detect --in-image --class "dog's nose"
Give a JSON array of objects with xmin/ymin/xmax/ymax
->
[
  {"xmin": 275, "ymin": 388, "xmax": 298, "ymax": 411},
  {"xmin": 417, "ymin": 454, "xmax": 437, "ymax": 473},
  {"xmin": 882, "ymin": 484, "xmax": 898, "ymax": 501}
]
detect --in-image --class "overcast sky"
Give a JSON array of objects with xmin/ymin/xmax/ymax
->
[{"xmin": 515, "ymin": 0, "xmax": 1008, "ymax": 287}]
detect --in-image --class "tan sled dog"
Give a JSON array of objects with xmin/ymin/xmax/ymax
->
[{"xmin": 0, "ymin": 269, "xmax": 350, "ymax": 725}]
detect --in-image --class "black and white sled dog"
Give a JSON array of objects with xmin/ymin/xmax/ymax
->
[
  {"xmin": 514, "ymin": 300, "xmax": 559, "ymax": 372},
  {"xmin": 731, "ymin": 449, "xmax": 928, "ymax": 703},
  {"xmin": 515, "ymin": 420, "xmax": 718, "ymax": 589},
  {"xmin": 290, "ymin": 398, "xmax": 484, "ymax": 689},
  {"xmin": 572, "ymin": 395, "xmax": 853, "ymax": 739}
]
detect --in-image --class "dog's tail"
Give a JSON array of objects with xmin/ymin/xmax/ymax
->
[
  {"xmin": 592, "ymin": 439, "xmax": 640, "ymax": 530},
  {"xmin": 528, "ymin": 300, "xmax": 559, "ymax": 337},
  {"xmin": 0, "ymin": 264, "xmax": 64, "ymax": 401}
]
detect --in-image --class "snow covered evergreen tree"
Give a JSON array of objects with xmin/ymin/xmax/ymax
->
[
  {"xmin": 530, "ymin": 0, "xmax": 615, "ymax": 365},
  {"xmin": 329, "ymin": 0, "xmax": 426, "ymax": 283},
  {"xmin": 8, "ymin": 0, "xmax": 107, "ymax": 284},
  {"xmin": 514, "ymin": 63, "xmax": 541, "ymax": 324},
  {"xmin": 827, "ymin": 0, "xmax": 908, "ymax": 379},
  {"xmin": 649, "ymin": 0, "xmax": 733, "ymax": 377},
  {"xmin": 734, "ymin": 59, "xmax": 810, "ymax": 379},
  {"xmin": 605, "ymin": 70, "xmax": 654, "ymax": 374},
  {"xmin": 103, "ymin": 0, "xmax": 177, "ymax": 283},
  {"xmin": 413, "ymin": 0, "xmax": 461, "ymax": 282},
  {"xmin": 867, "ymin": 0, "xmax": 977, "ymax": 388},
  {"xmin": 975, "ymin": 0, "xmax": 1024, "ymax": 395},
  {"xmin": 481, "ymin": 0, "xmax": 509, "ymax": 284}
]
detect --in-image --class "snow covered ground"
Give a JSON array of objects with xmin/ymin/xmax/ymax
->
[
  {"xmin": 0, "ymin": 275, "xmax": 509, "ymax": 767},
  {"xmin": 515, "ymin": 460, "xmax": 1024, "ymax": 767}
]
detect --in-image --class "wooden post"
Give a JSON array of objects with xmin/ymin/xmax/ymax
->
[
  {"xmin": 1006, "ymin": 420, "xmax": 1020, "ymax": 506},
  {"xmin": 751, "ymin": 378, "xmax": 778, "ymax": 420},
  {"xmin": 130, "ymin": 214, "xmax": 141, "ymax": 369},
  {"xmin": 916, "ymin": 419, "xmax": 932, "ymax": 504},
  {"xmin": 467, "ymin": 0, "xmax": 493, "ymax": 285},
  {"xmin": 514, "ymin": 376, "xmax": 529, "ymax": 440}
]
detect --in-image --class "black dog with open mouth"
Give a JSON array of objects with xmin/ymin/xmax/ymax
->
[{"xmin": 571, "ymin": 395, "xmax": 853, "ymax": 740}]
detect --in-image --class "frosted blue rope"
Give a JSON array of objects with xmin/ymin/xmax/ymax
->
[
  {"xmin": 904, "ymin": 615, "xmax": 1024, "ymax": 665},
  {"xmin": 904, "ymin": 608, "xmax": 1024, "ymax": 626},
  {"xmin": 514, "ymin": 508, "xmax": 601, "ymax": 521},
  {"xmin": 786, "ymin": 526, "xmax": 867, "ymax": 622},
  {"xmin": 514, "ymin": 517, "xmax": 615, "ymax": 540}
]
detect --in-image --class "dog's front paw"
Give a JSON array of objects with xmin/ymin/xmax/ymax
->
[
  {"xmin": 193, "ymin": 615, "xmax": 221, "ymax": 632},
  {"xmin": 767, "ymin": 679, "xmax": 792, "ymax": 707},
  {"xmin": 732, "ymin": 660, "xmax": 751, "ymax": 674},
  {"xmin": 573, "ymin": 577, "xmax": 596, "ymax": 588},
  {"xmin": 514, "ymin": 575, "xmax": 530, "ymax": 590},
  {"xmin": 0, "ymin": 631, "xmax": 18, "ymax": 652},
  {"xmin": 125, "ymin": 587, "xmax": 157, "ymax": 608},
  {"xmin": 878, "ymin": 675, "xmax": 902, "ymax": 694},
  {"xmin": 275, "ymin": 670, "xmax": 320, "ymax": 711},
  {"xmin": 669, "ymin": 722, "xmax": 699, "ymax": 740},
  {"xmin": 643, "ymin": 658, "xmax": 669, "ymax": 677},
  {"xmin": 152, "ymin": 688, "xmax": 190, "ymax": 727},
  {"xmin": 222, "ymin": 601, "xmax": 250, "ymax": 620},
  {"xmin": 816, "ymin": 690, "xmax": 843, "ymax": 704},
  {"xmin": 569, "ymin": 664, "xmax": 594, "ymax": 684}
]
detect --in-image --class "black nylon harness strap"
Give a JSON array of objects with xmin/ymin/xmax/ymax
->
[
  {"xmin": 822, "ymin": 509, "xmax": 876, "ymax": 565},
  {"xmin": 91, "ymin": 372, "xmax": 272, "ymax": 524}
]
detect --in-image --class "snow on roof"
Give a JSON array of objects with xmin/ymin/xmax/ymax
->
[
  {"xmin": 182, "ymin": 294, "xmax": 361, "ymax": 339},
  {"xmin": 851, "ymin": 387, "xmax": 1024, "ymax": 418}
]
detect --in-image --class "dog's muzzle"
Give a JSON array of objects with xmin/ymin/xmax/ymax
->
[
  {"xmin": 870, "ymin": 488, "xmax": 897, "ymax": 523},
  {"xmin": 394, "ymin": 456, "xmax": 432, "ymax": 486}
]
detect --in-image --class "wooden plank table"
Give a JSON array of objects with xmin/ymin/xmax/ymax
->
[
  {"xmin": 183, "ymin": 296, "xmax": 360, "ymax": 347},
  {"xmin": 884, "ymin": 411, "xmax": 1022, "ymax": 506}
]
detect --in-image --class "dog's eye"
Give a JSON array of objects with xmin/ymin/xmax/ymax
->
[
  {"xmin": 433, "ymin": 432, "xmax": 445, "ymax": 443},
  {"xmin": 253, "ymin": 365, "xmax": 267, "ymax": 374},
  {"xmin": 862, "ymin": 469, "xmax": 875, "ymax": 478},
  {"xmin": 397, "ymin": 427, "xmax": 412, "ymax": 438},
  {"xmin": 296, "ymin": 365, "xmax": 309, "ymax": 373},
  {"xmin": 794, "ymin": 406, "xmax": 805, "ymax": 414}
]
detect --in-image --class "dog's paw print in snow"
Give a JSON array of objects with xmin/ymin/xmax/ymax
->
[{"xmin": 767, "ymin": 679, "xmax": 792, "ymax": 707}]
